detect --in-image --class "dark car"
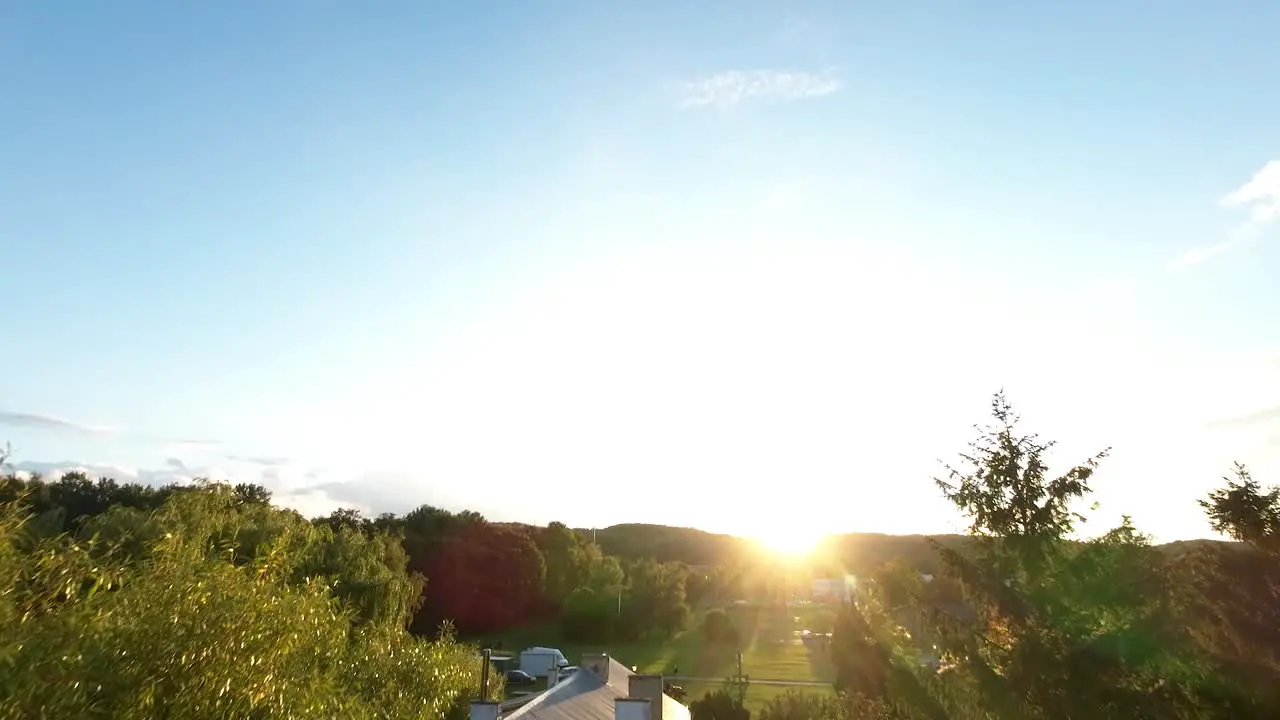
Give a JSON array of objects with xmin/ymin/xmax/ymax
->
[
  {"xmin": 506, "ymin": 670, "xmax": 537, "ymax": 686},
  {"xmin": 664, "ymin": 683, "xmax": 687, "ymax": 701}
]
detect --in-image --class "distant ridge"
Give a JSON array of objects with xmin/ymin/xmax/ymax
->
[{"xmin": 577, "ymin": 523, "xmax": 1239, "ymax": 575}]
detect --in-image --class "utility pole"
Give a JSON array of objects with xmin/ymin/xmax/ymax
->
[
  {"xmin": 480, "ymin": 647, "xmax": 492, "ymax": 702},
  {"xmin": 733, "ymin": 649, "xmax": 747, "ymax": 705}
]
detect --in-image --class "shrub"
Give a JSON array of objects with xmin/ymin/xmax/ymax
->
[
  {"xmin": 690, "ymin": 690, "xmax": 750, "ymax": 720},
  {"xmin": 757, "ymin": 690, "xmax": 899, "ymax": 720}
]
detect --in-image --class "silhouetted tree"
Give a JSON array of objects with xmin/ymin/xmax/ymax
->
[
  {"xmin": 1202, "ymin": 463, "xmax": 1280, "ymax": 554},
  {"xmin": 232, "ymin": 482, "xmax": 272, "ymax": 506},
  {"xmin": 314, "ymin": 507, "xmax": 369, "ymax": 534}
]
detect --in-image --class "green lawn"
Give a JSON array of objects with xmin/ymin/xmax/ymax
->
[
  {"xmin": 675, "ymin": 681, "xmax": 836, "ymax": 716},
  {"xmin": 476, "ymin": 601, "xmax": 839, "ymax": 699}
]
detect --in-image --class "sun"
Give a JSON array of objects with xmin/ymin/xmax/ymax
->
[{"xmin": 754, "ymin": 526, "xmax": 825, "ymax": 559}]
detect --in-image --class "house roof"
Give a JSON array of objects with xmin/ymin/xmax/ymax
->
[{"xmin": 504, "ymin": 658, "xmax": 690, "ymax": 720}]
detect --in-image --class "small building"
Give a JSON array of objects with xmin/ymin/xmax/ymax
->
[
  {"xmin": 486, "ymin": 654, "xmax": 690, "ymax": 720},
  {"xmin": 810, "ymin": 575, "xmax": 857, "ymax": 604}
]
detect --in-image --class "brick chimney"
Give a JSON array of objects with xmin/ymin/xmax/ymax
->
[
  {"xmin": 581, "ymin": 653, "xmax": 611, "ymax": 684},
  {"xmin": 615, "ymin": 697, "xmax": 652, "ymax": 720},
  {"xmin": 627, "ymin": 674, "xmax": 665, "ymax": 720}
]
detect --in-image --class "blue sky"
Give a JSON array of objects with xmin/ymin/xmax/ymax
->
[{"xmin": 3, "ymin": 1, "xmax": 1278, "ymax": 543}]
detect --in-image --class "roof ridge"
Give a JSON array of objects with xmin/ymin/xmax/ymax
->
[{"xmin": 505, "ymin": 669, "xmax": 603, "ymax": 719}]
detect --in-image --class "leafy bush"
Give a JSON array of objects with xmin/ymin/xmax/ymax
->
[
  {"xmin": 757, "ymin": 690, "xmax": 899, "ymax": 720},
  {"xmin": 757, "ymin": 691, "xmax": 840, "ymax": 720},
  {"xmin": 690, "ymin": 690, "xmax": 750, "ymax": 720}
]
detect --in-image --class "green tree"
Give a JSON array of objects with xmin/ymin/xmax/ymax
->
[
  {"xmin": 313, "ymin": 507, "xmax": 369, "ymax": 534},
  {"xmin": 619, "ymin": 557, "xmax": 691, "ymax": 639},
  {"xmin": 232, "ymin": 482, "xmax": 273, "ymax": 507},
  {"xmin": 536, "ymin": 521, "xmax": 594, "ymax": 604},
  {"xmin": 842, "ymin": 393, "xmax": 1217, "ymax": 719},
  {"xmin": 561, "ymin": 552, "xmax": 626, "ymax": 640}
]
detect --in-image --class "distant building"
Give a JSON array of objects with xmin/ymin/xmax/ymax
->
[{"xmin": 810, "ymin": 575, "xmax": 857, "ymax": 604}]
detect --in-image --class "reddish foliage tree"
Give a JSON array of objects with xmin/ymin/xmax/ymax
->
[{"xmin": 413, "ymin": 521, "xmax": 546, "ymax": 635}]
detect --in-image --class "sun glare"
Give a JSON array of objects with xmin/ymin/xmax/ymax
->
[{"xmin": 755, "ymin": 526, "xmax": 825, "ymax": 558}]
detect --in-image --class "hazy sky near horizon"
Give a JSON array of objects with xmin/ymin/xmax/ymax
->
[{"xmin": 3, "ymin": 1, "xmax": 1279, "ymax": 543}]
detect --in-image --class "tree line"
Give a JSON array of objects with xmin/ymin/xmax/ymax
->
[
  {"xmin": 313, "ymin": 505, "xmax": 696, "ymax": 642},
  {"xmin": 0, "ymin": 465, "xmax": 706, "ymax": 717},
  {"xmin": 0, "ymin": 468, "xmax": 698, "ymax": 648}
]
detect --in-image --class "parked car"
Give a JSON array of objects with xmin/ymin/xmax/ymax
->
[
  {"xmin": 557, "ymin": 666, "xmax": 578, "ymax": 679},
  {"xmin": 664, "ymin": 683, "xmax": 687, "ymax": 701},
  {"xmin": 506, "ymin": 670, "xmax": 537, "ymax": 686}
]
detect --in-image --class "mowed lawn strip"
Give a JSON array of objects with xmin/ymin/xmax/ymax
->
[{"xmin": 731, "ymin": 604, "xmax": 836, "ymax": 683}]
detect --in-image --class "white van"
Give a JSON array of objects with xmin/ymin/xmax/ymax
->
[{"xmin": 518, "ymin": 647, "xmax": 570, "ymax": 678}]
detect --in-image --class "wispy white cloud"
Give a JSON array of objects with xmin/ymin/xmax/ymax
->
[
  {"xmin": 168, "ymin": 438, "xmax": 220, "ymax": 450},
  {"xmin": 0, "ymin": 410, "xmax": 353, "ymax": 515},
  {"xmin": 226, "ymin": 454, "xmax": 291, "ymax": 466},
  {"xmin": 9, "ymin": 460, "xmax": 205, "ymax": 488},
  {"xmin": 678, "ymin": 69, "xmax": 841, "ymax": 109},
  {"xmin": 6, "ymin": 458, "xmax": 358, "ymax": 519},
  {"xmin": 2, "ymin": 454, "xmax": 493, "ymax": 521},
  {"xmin": 0, "ymin": 410, "xmax": 117, "ymax": 435},
  {"xmin": 0, "ymin": 410, "xmax": 229, "ymax": 459},
  {"xmin": 163, "ymin": 440, "xmax": 222, "ymax": 459},
  {"xmin": 1170, "ymin": 160, "xmax": 1279, "ymax": 270},
  {"xmin": 1168, "ymin": 230, "xmax": 1250, "ymax": 270},
  {"xmin": 1223, "ymin": 160, "xmax": 1280, "ymax": 222}
]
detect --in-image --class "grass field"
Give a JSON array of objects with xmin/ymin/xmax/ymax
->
[
  {"xmin": 477, "ymin": 601, "xmax": 839, "ymax": 708},
  {"xmin": 677, "ymin": 680, "xmax": 837, "ymax": 716}
]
